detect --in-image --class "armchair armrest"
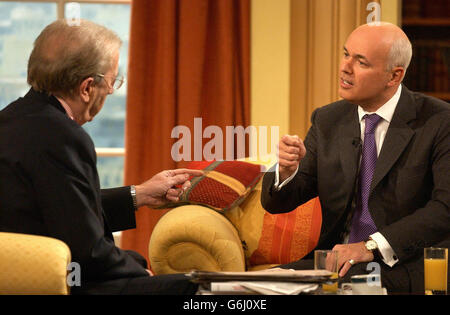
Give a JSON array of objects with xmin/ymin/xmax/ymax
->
[
  {"xmin": 0, "ymin": 232, "xmax": 71, "ymax": 295},
  {"xmin": 148, "ymin": 205, "xmax": 245, "ymax": 275}
]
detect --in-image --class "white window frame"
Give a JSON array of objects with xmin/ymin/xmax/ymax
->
[
  {"xmin": 2, "ymin": 0, "xmax": 131, "ymax": 158},
  {"xmin": 1, "ymin": 0, "xmax": 131, "ymax": 19}
]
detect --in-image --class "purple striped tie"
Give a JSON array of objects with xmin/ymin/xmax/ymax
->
[{"xmin": 348, "ymin": 114, "xmax": 382, "ymax": 243}]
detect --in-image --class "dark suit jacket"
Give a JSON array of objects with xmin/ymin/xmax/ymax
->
[
  {"xmin": 261, "ymin": 85, "xmax": 450, "ymax": 292},
  {"xmin": 0, "ymin": 89, "xmax": 148, "ymax": 293}
]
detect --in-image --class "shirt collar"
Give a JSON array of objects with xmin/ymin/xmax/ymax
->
[
  {"xmin": 55, "ymin": 96, "xmax": 75, "ymax": 121},
  {"xmin": 358, "ymin": 84, "xmax": 402, "ymax": 123}
]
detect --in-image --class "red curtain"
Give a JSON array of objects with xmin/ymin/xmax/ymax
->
[{"xmin": 122, "ymin": 0, "xmax": 250, "ymax": 264}]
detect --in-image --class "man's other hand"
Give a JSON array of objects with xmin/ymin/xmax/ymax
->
[{"xmin": 278, "ymin": 135, "xmax": 306, "ymax": 182}]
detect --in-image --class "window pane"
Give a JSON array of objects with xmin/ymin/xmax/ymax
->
[
  {"xmin": 66, "ymin": 3, "xmax": 131, "ymax": 148},
  {"xmin": 97, "ymin": 156, "xmax": 124, "ymax": 188},
  {"xmin": 0, "ymin": 2, "xmax": 57, "ymax": 109}
]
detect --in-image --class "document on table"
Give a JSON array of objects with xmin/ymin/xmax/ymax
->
[
  {"xmin": 188, "ymin": 268, "xmax": 332, "ymax": 283},
  {"xmin": 188, "ymin": 268, "xmax": 332, "ymax": 294},
  {"xmin": 209, "ymin": 281, "xmax": 319, "ymax": 295}
]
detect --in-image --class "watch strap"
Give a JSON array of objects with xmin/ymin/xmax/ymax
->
[{"xmin": 130, "ymin": 185, "xmax": 138, "ymax": 210}]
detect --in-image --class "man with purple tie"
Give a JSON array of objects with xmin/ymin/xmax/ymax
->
[{"xmin": 261, "ymin": 22, "xmax": 450, "ymax": 294}]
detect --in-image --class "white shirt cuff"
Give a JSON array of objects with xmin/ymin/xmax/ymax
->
[
  {"xmin": 370, "ymin": 232, "xmax": 399, "ymax": 267},
  {"xmin": 274, "ymin": 163, "xmax": 299, "ymax": 191}
]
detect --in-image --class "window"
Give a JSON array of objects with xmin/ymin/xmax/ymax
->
[
  {"xmin": 0, "ymin": 2, "xmax": 57, "ymax": 109},
  {"xmin": 0, "ymin": 0, "xmax": 131, "ymax": 188}
]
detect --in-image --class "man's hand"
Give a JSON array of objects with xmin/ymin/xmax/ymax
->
[
  {"xmin": 278, "ymin": 135, "xmax": 306, "ymax": 182},
  {"xmin": 135, "ymin": 169, "xmax": 204, "ymax": 208},
  {"xmin": 332, "ymin": 242, "xmax": 374, "ymax": 277}
]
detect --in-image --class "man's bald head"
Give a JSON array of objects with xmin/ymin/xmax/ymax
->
[
  {"xmin": 339, "ymin": 22, "xmax": 412, "ymax": 110},
  {"xmin": 352, "ymin": 22, "xmax": 412, "ymax": 74}
]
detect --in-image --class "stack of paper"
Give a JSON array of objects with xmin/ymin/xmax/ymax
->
[
  {"xmin": 210, "ymin": 281, "xmax": 318, "ymax": 295},
  {"xmin": 188, "ymin": 268, "xmax": 333, "ymax": 295}
]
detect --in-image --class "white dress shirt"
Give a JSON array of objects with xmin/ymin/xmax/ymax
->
[{"xmin": 274, "ymin": 85, "xmax": 403, "ymax": 267}]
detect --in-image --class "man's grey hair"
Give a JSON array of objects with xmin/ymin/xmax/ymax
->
[
  {"xmin": 27, "ymin": 19, "xmax": 122, "ymax": 96},
  {"xmin": 386, "ymin": 36, "xmax": 412, "ymax": 75},
  {"xmin": 366, "ymin": 21, "xmax": 413, "ymax": 77}
]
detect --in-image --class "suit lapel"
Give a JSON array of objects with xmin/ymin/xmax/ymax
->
[
  {"xmin": 338, "ymin": 104, "xmax": 361, "ymax": 195},
  {"xmin": 370, "ymin": 87, "xmax": 417, "ymax": 194}
]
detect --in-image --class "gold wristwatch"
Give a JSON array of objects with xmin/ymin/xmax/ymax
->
[
  {"xmin": 364, "ymin": 238, "xmax": 380, "ymax": 259},
  {"xmin": 365, "ymin": 238, "xmax": 378, "ymax": 251}
]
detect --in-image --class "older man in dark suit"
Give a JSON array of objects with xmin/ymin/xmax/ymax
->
[
  {"xmin": 261, "ymin": 22, "xmax": 450, "ymax": 294},
  {"xmin": 0, "ymin": 19, "xmax": 202, "ymax": 294}
]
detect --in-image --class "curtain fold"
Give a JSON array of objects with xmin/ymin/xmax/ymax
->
[{"xmin": 122, "ymin": 0, "xmax": 250, "ymax": 263}]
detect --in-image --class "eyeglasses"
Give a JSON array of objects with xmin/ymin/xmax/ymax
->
[{"xmin": 95, "ymin": 73, "xmax": 125, "ymax": 91}]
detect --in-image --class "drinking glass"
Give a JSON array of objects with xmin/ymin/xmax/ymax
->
[
  {"xmin": 314, "ymin": 250, "xmax": 338, "ymax": 293},
  {"xmin": 424, "ymin": 247, "xmax": 448, "ymax": 295}
]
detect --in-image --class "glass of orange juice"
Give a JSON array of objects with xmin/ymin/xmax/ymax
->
[
  {"xmin": 314, "ymin": 250, "xmax": 338, "ymax": 293},
  {"xmin": 424, "ymin": 247, "xmax": 448, "ymax": 295}
]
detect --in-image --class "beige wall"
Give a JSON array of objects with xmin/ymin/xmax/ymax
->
[
  {"xmin": 381, "ymin": 0, "xmax": 402, "ymax": 26},
  {"xmin": 251, "ymin": 0, "xmax": 400, "ymax": 140},
  {"xmin": 250, "ymin": 0, "xmax": 290, "ymax": 138}
]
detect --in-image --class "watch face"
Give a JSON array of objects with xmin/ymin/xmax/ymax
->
[{"xmin": 366, "ymin": 240, "xmax": 377, "ymax": 251}]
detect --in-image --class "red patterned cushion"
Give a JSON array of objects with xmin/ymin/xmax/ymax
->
[{"xmin": 160, "ymin": 160, "xmax": 264, "ymax": 212}]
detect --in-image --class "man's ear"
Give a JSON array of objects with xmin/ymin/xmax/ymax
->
[
  {"xmin": 79, "ymin": 77, "xmax": 95, "ymax": 103},
  {"xmin": 387, "ymin": 66, "xmax": 405, "ymax": 87}
]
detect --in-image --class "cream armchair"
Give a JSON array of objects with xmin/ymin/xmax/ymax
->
[
  {"xmin": 0, "ymin": 232, "xmax": 71, "ymax": 295},
  {"xmin": 148, "ymin": 178, "xmax": 322, "ymax": 275}
]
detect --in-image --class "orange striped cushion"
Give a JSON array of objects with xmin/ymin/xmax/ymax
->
[
  {"xmin": 248, "ymin": 197, "xmax": 322, "ymax": 266},
  {"xmin": 224, "ymin": 182, "xmax": 322, "ymax": 268}
]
